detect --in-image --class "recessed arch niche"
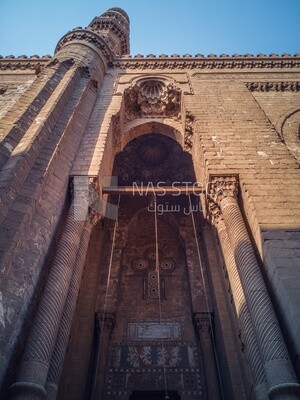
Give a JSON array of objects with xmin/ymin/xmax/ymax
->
[{"xmin": 91, "ymin": 131, "xmax": 223, "ymax": 399}]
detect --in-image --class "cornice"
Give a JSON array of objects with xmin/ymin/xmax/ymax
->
[
  {"xmin": 246, "ymin": 81, "xmax": 300, "ymax": 92},
  {"xmin": 2, "ymin": 54, "xmax": 300, "ymax": 74},
  {"xmin": 112, "ymin": 54, "xmax": 300, "ymax": 70},
  {"xmin": 0, "ymin": 56, "xmax": 51, "ymax": 72}
]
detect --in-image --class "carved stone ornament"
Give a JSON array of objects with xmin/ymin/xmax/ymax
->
[
  {"xmin": 124, "ymin": 79, "xmax": 181, "ymax": 120},
  {"xmin": 96, "ymin": 312, "xmax": 116, "ymax": 336},
  {"xmin": 113, "ymin": 54, "xmax": 300, "ymax": 70},
  {"xmin": 184, "ymin": 111, "xmax": 196, "ymax": 152},
  {"xmin": 0, "ymin": 57, "xmax": 50, "ymax": 71},
  {"xmin": 55, "ymin": 28, "xmax": 113, "ymax": 62},
  {"xmin": 207, "ymin": 200, "xmax": 223, "ymax": 226},
  {"xmin": 194, "ymin": 312, "xmax": 213, "ymax": 334},
  {"xmin": 246, "ymin": 81, "xmax": 300, "ymax": 92},
  {"xmin": 207, "ymin": 175, "xmax": 239, "ymax": 205}
]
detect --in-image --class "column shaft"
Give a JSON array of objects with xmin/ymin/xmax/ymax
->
[
  {"xmin": 45, "ymin": 218, "xmax": 94, "ymax": 400},
  {"xmin": 218, "ymin": 192, "xmax": 300, "ymax": 399},
  {"xmin": 216, "ymin": 219, "xmax": 268, "ymax": 399},
  {"xmin": 9, "ymin": 199, "xmax": 85, "ymax": 400}
]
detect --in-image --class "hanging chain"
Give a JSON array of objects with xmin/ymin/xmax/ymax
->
[
  {"xmin": 154, "ymin": 194, "xmax": 169, "ymax": 400},
  {"xmin": 102, "ymin": 194, "xmax": 120, "ymax": 328},
  {"xmin": 91, "ymin": 194, "xmax": 120, "ymax": 400},
  {"xmin": 188, "ymin": 194, "xmax": 225, "ymax": 400}
]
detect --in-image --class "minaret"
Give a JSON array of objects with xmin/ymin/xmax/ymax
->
[
  {"xmin": 54, "ymin": 7, "xmax": 130, "ymax": 80},
  {"xmin": 88, "ymin": 7, "xmax": 130, "ymax": 56},
  {"xmin": 8, "ymin": 9, "xmax": 129, "ymax": 400}
]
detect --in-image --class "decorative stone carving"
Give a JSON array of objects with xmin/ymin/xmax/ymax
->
[
  {"xmin": 89, "ymin": 7, "xmax": 130, "ymax": 55},
  {"xmin": 111, "ymin": 342, "xmax": 197, "ymax": 369},
  {"xmin": 194, "ymin": 312, "xmax": 212, "ymax": 334},
  {"xmin": 207, "ymin": 175, "xmax": 239, "ymax": 205},
  {"xmin": 127, "ymin": 322, "xmax": 181, "ymax": 341},
  {"xmin": 0, "ymin": 57, "xmax": 50, "ymax": 71},
  {"xmin": 2, "ymin": 55, "xmax": 300, "ymax": 73},
  {"xmin": 131, "ymin": 258, "xmax": 149, "ymax": 271},
  {"xmin": 184, "ymin": 111, "xmax": 196, "ymax": 152},
  {"xmin": 246, "ymin": 81, "xmax": 300, "ymax": 92},
  {"xmin": 96, "ymin": 312, "xmax": 116, "ymax": 337},
  {"xmin": 148, "ymin": 270, "xmax": 159, "ymax": 299},
  {"xmin": 124, "ymin": 79, "xmax": 181, "ymax": 120},
  {"xmin": 160, "ymin": 258, "xmax": 175, "ymax": 271},
  {"xmin": 115, "ymin": 133, "xmax": 194, "ymax": 186},
  {"xmin": 55, "ymin": 29, "xmax": 113, "ymax": 62},
  {"xmin": 207, "ymin": 200, "xmax": 223, "ymax": 226},
  {"xmin": 113, "ymin": 55, "xmax": 300, "ymax": 70}
]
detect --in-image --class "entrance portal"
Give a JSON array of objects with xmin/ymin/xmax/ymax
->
[{"xmin": 129, "ymin": 391, "xmax": 181, "ymax": 400}]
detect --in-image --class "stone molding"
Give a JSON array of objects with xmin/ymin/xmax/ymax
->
[
  {"xmin": 112, "ymin": 54, "xmax": 300, "ymax": 70},
  {"xmin": 0, "ymin": 57, "xmax": 50, "ymax": 71},
  {"xmin": 2, "ymin": 55, "xmax": 300, "ymax": 73},
  {"xmin": 55, "ymin": 29, "xmax": 113, "ymax": 62},
  {"xmin": 246, "ymin": 81, "xmax": 300, "ymax": 92}
]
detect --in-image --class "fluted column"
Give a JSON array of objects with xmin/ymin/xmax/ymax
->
[
  {"xmin": 9, "ymin": 179, "xmax": 93, "ymax": 400},
  {"xmin": 210, "ymin": 205, "xmax": 268, "ymax": 400},
  {"xmin": 45, "ymin": 208, "xmax": 99, "ymax": 400},
  {"xmin": 208, "ymin": 175, "xmax": 300, "ymax": 400},
  {"xmin": 194, "ymin": 312, "xmax": 222, "ymax": 400}
]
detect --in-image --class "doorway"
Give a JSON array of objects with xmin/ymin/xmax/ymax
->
[{"xmin": 129, "ymin": 391, "xmax": 181, "ymax": 400}]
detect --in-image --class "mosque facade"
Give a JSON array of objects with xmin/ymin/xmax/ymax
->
[{"xmin": 0, "ymin": 7, "xmax": 300, "ymax": 400}]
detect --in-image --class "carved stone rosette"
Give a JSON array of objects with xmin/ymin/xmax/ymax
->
[{"xmin": 124, "ymin": 79, "xmax": 181, "ymax": 121}]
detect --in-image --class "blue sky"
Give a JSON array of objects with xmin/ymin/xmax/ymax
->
[{"xmin": 0, "ymin": 0, "xmax": 299, "ymax": 57}]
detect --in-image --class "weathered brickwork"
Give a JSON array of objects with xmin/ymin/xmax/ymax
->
[{"xmin": 0, "ymin": 7, "xmax": 300, "ymax": 400}]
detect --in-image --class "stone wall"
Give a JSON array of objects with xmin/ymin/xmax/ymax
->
[{"xmin": 0, "ymin": 49, "xmax": 300, "ymax": 399}]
